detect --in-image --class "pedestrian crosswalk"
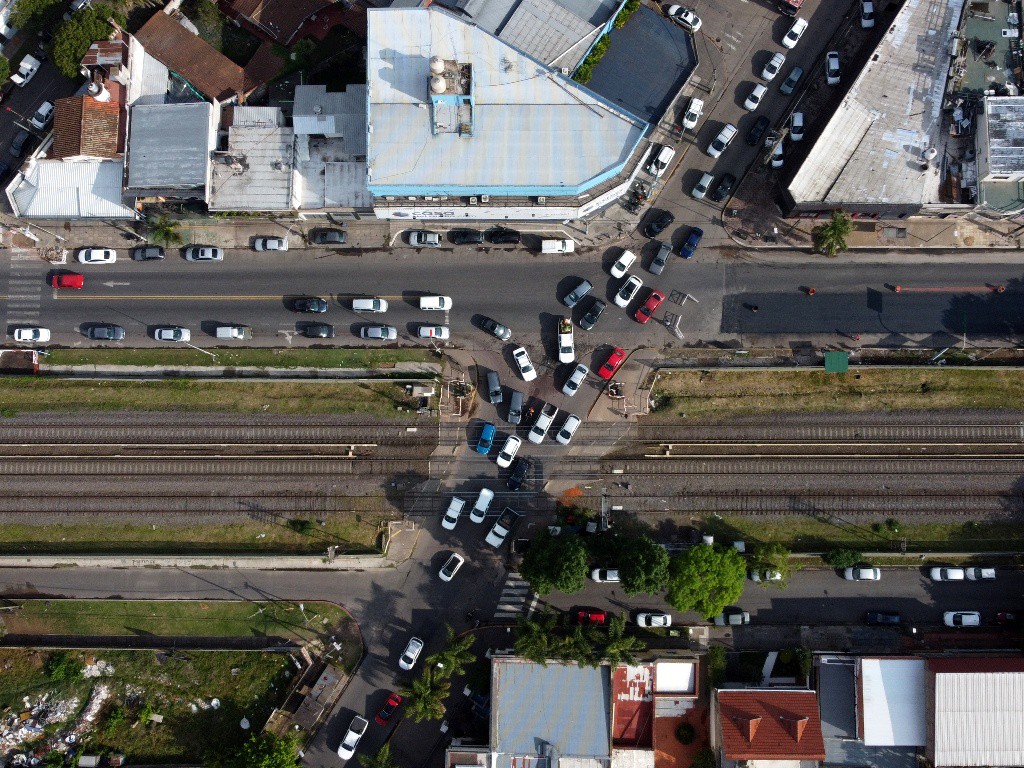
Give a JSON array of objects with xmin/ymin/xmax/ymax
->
[
  {"xmin": 4, "ymin": 254, "xmax": 44, "ymax": 326},
  {"xmin": 493, "ymin": 572, "xmax": 536, "ymax": 621}
]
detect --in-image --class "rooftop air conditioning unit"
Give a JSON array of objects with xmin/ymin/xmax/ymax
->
[
  {"xmin": 469, "ymin": 196, "xmax": 478, "ymax": 205},
  {"xmin": 384, "ymin": 196, "xmax": 396, "ymax": 201},
  {"xmin": 560, "ymin": 68, "xmax": 571, "ymax": 75},
  {"xmin": 481, "ymin": 195, "xmax": 490, "ymax": 202},
  {"xmin": 536, "ymin": 196, "xmax": 546, "ymax": 203}
]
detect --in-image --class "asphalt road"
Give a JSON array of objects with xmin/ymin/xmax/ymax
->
[{"xmin": 0, "ymin": 56, "xmax": 78, "ymax": 166}]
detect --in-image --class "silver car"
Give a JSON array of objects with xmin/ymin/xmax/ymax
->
[
  {"xmin": 408, "ymin": 230, "xmax": 441, "ymax": 247},
  {"xmin": 360, "ymin": 325, "xmax": 397, "ymax": 341},
  {"xmin": 398, "ymin": 636, "xmax": 424, "ymax": 670},
  {"xmin": 562, "ymin": 363, "xmax": 589, "ymax": 396},
  {"xmin": 184, "ymin": 246, "xmax": 223, "ymax": 261},
  {"xmin": 154, "ymin": 326, "xmax": 190, "ymax": 342}
]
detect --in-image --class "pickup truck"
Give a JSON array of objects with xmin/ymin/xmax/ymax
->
[
  {"xmin": 557, "ymin": 317, "xmax": 574, "ymax": 364},
  {"xmin": 541, "ymin": 239, "xmax": 575, "ymax": 254},
  {"xmin": 215, "ymin": 325, "xmax": 252, "ymax": 340},
  {"xmin": 485, "ymin": 506, "xmax": 521, "ymax": 548},
  {"xmin": 11, "ymin": 55, "xmax": 41, "ymax": 87},
  {"xmin": 528, "ymin": 402, "xmax": 558, "ymax": 444}
]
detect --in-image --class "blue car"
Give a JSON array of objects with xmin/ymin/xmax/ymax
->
[
  {"xmin": 680, "ymin": 227, "xmax": 703, "ymax": 259},
  {"xmin": 476, "ymin": 422, "xmax": 496, "ymax": 455}
]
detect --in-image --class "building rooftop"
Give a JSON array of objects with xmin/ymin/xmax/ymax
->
[
  {"xmin": 859, "ymin": 658, "xmax": 926, "ymax": 746},
  {"xmin": 226, "ymin": 0, "xmax": 334, "ymax": 44},
  {"xmin": 209, "ymin": 107, "xmax": 294, "ymax": 211},
  {"xmin": 613, "ymin": 664, "xmax": 653, "ymax": 747},
  {"xmin": 788, "ymin": 0, "xmax": 967, "ymax": 207},
  {"xmin": 294, "ymin": 84, "xmax": 368, "ymax": 155},
  {"xmin": 654, "ymin": 661, "xmax": 696, "ymax": 695},
  {"xmin": 717, "ymin": 689, "xmax": 826, "ymax": 762},
  {"xmin": 982, "ymin": 96, "xmax": 1024, "ymax": 174},
  {"xmin": 8, "ymin": 158, "xmax": 136, "ymax": 218},
  {"xmin": 126, "ymin": 102, "xmax": 212, "ymax": 192},
  {"xmin": 492, "ymin": 658, "xmax": 611, "ymax": 762},
  {"xmin": 365, "ymin": 6, "xmax": 646, "ymax": 197},
  {"xmin": 52, "ymin": 95, "xmax": 121, "ymax": 160}
]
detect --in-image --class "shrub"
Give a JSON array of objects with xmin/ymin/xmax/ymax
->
[
  {"xmin": 0, "ymin": 56, "xmax": 9, "ymax": 85},
  {"xmin": 288, "ymin": 518, "xmax": 314, "ymax": 535},
  {"xmin": 822, "ymin": 548, "xmax": 863, "ymax": 569},
  {"xmin": 613, "ymin": 0, "xmax": 640, "ymax": 28},
  {"xmin": 691, "ymin": 747, "xmax": 716, "ymax": 768},
  {"xmin": 796, "ymin": 647, "xmax": 813, "ymax": 679},
  {"xmin": 572, "ymin": 35, "xmax": 610, "ymax": 84},
  {"xmin": 675, "ymin": 722, "xmax": 695, "ymax": 745},
  {"xmin": 885, "ymin": 518, "xmax": 901, "ymax": 533},
  {"xmin": 707, "ymin": 645, "xmax": 726, "ymax": 687},
  {"xmin": 45, "ymin": 652, "xmax": 83, "ymax": 682}
]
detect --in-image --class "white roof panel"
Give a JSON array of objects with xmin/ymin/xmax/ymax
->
[
  {"xmin": 655, "ymin": 661, "xmax": 696, "ymax": 694},
  {"xmin": 934, "ymin": 671, "xmax": 1024, "ymax": 766},
  {"xmin": 860, "ymin": 658, "xmax": 927, "ymax": 747},
  {"xmin": 9, "ymin": 159, "xmax": 136, "ymax": 218}
]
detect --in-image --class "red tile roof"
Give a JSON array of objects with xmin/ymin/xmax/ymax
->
[
  {"xmin": 225, "ymin": 0, "xmax": 335, "ymax": 44},
  {"xmin": 718, "ymin": 690, "xmax": 826, "ymax": 761},
  {"xmin": 51, "ymin": 95, "xmax": 121, "ymax": 159},
  {"xmin": 928, "ymin": 658, "xmax": 1024, "ymax": 674}
]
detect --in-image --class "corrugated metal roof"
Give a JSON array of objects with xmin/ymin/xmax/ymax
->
[
  {"xmin": 499, "ymin": 0, "xmax": 594, "ymax": 66},
  {"xmin": 492, "ymin": 658, "xmax": 611, "ymax": 759},
  {"xmin": 52, "ymin": 95, "xmax": 121, "ymax": 160},
  {"xmin": 10, "ymin": 159, "xmax": 136, "ymax": 218},
  {"xmin": 933, "ymin": 669, "xmax": 1024, "ymax": 766},
  {"xmin": 859, "ymin": 658, "xmax": 926, "ymax": 746},
  {"xmin": 294, "ymin": 84, "xmax": 367, "ymax": 154},
  {"xmin": 127, "ymin": 102, "xmax": 212, "ymax": 189},
  {"xmin": 366, "ymin": 6, "xmax": 644, "ymax": 194}
]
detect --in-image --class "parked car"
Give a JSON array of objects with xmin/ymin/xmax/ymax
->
[
  {"xmin": 610, "ymin": 250, "xmax": 636, "ymax": 278},
  {"xmin": 442, "ymin": 496, "xmax": 466, "ymax": 530},
  {"xmin": 714, "ymin": 607, "xmax": 750, "ymax": 625},
  {"xmin": 578, "ymin": 609, "xmax": 608, "ymax": 625},
  {"xmin": 337, "ymin": 715, "xmax": 368, "ymax": 760},
  {"xmin": 860, "ymin": 0, "xmax": 875, "ymax": 27},
  {"xmin": 306, "ymin": 323, "xmax": 336, "ymax": 338},
  {"xmin": 76, "ymin": 247, "xmax": 116, "ymax": 264},
  {"xmin": 634, "ymin": 290, "xmax": 665, "ymax": 324},
  {"xmin": 132, "ymin": 245, "xmax": 164, "ymax": 260},
  {"xmin": 707, "ymin": 124, "xmax": 737, "ymax": 158},
  {"xmin": 353, "ymin": 298, "xmax": 388, "ymax": 313},
  {"xmin": 310, "ymin": 228, "xmax": 346, "ymax": 245},
  {"xmin": 644, "ymin": 209, "xmax": 675, "ymax": 237},
  {"xmin": 682, "ymin": 97, "xmax": 704, "ymax": 130},
  {"xmin": 746, "ymin": 116, "xmax": 771, "ymax": 146},
  {"xmin": 557, "ymin": 317, "xmax": 575, "ymax": 363},
  {"xmin": 417, "ymin": 324, "xmax": 450, "ymax": 339},
  {"xmin": 408, "ymin": 230, "xmax": 441, "ymax": 247},
  {"xmin": 646, "ymin": 145, "xmax": 676, "ymax": 177},
  {"xmin": 943, "ymin": 611, "xmax": 981, "ymax": 627},
  {"xmin": 512, "ymin": 346, "xmax": 537, "ymax": 381},
  {"xmin": 254, "ymin": 237, "xmax": 288, "ymax": 251},
  {"xmin": 597, "ymin": 347, "xmax": 626, "ymax": 379},
  {"xmin": 375, "ymin": 692, "xmax": 403, "ymax": 725},
  {"xmin": 51, "ymin": 273, "xmax": 84, "ymax": 289},
  {"xmin": 790, "ymin": 112, "xmax": 805, "ymax": 141},
  {"xmin": 843, "ymin": 566, "xmax": 881, "ymax": 581},
  {"xmin": 451, "ymin": 229, "xmax": 484, "ymax": 244},
  {"xmin": 667, "ymin": 5, "xmax": 701, "ymax": 31},
  {"xmin": 749, "ymin": 569, "xmax": 783, "ymax": 583},
  {"xmin": 782, "ymin": 17, "xmax": 808, "ymax": 48},
  {"xmin": 649, "ymin": 241, "xmax": 671, "ymax": 274},
  {"xmin": 506, "ymin": 457, "xmax": 532, "ymax": 490},
  {"xmin": 744, "ymin": 83, "xmax": 767, "ymax": 111},
  {"xmin": 359, "ymin": 325, "xmax": 395, "ymax": 341},
  {"xmin": 562, "ymin": 278, "xmax": 593, "ymax": 309},
  {"xmin": 680, "ymin": 227, "xmax": 703, "ymax": 259},
  {"xmin": 476, "ymin": 423, "xmax": 496, "ymax": 455},
  {"xmin": 779, "ymin": 66, "xmax": 804, "ymax": 95},
  {"xmin": 692, "ymin": 171, "xmax": 714, "ymax": 199},
  {"xmin": 481, "ymin": 316, "xmax": 512, "ymax": 341},
  {"xmin": 528, "ymin": 403, "xmax": 558, "ymax": 444},
  {"xmin": 771, "ymin": 142, "xmax": 784, "ymax": 168},
  {"xmin": 184, "ymin": 246, "xmax": 223, "ymax": 261},
  {"xmin": 154, "ymin": 326, "xmax": 190, "ymax": 342},
  {"xmin": 12, "ymin": 327, "xmax": 49, "ymax": 343},
  {"xmin": 555, "ymin": 413, "xmax": 581, "ymax": 445},
  {"xmin": 487, "ymin": 227, "xmax": 521, "ymax": 244},
  {"xmin": 579, "ymin": 298, "xmax": 606, "ymax": 331},
  {"xmin": 486, "ymin": 370, "xmax": 503, "ymax": 405},
  {"xmin": 496, "ymin": 435, "xmax": 521, "ymax": 468},
  {"xmin": 710, "ymin": 174, "xmax": 736, "ymax": 203},
  {"xmin": 930, "ymin": 567, "xmax": 966, "ymax": 582},
  {"xmin": 8, "ymin": 129, "xmax": 31, "ymax": 158},
  {"xmin": 398, "ymin": 636, "xmax": 424, "ymax": 670},
  {"xmin": 866, "ymin": 611, "xmax": 901, "ymax": 626},
  {"xmin": 29, "ymin": 101, "xmax": 54, "ymax": 130},
  {"xmin": 439, "ymin": 552, "xmax": 465, "ymax": 582},
  {"xmin": 87, "ymin": 324, "xmax": 125, "ymax": 341},
  {"xmin": 762, "ymin": 51, "xmax": 786, "ymax": 81},
  {"xmin": 470, "ymin": 488, "xmax": 495, "ymax": 522},
  {"xmin": 591, "ymin": 568, "xmax": 620, "ymax": 583},
  {"xmin": 295, "ymin": 297, "xmax": 328, "ymax": 313},
  {"xmin": 507, "ymin": 390, "xmax": 524, "ymax": 424},
  {"xmin": 614, "ymin": 275, "xmax": 643, "ymax": 308},
  {"xmin": 637, "ymin": 612, "xmax": 671, "ymax": 628},
  {"xmin": 826, "ymin": 51, "xmax": 841, "ymax": 85},
  {"xmin": 966, "ymin": 567, "xmax": 996, "ymax": 580}
]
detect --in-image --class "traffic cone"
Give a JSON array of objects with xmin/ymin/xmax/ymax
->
[
  {"xmin": 807, "ymin": 287, "xmax": 816, "ymax": 296},
  {"xmin": 893, "ymin": 285, "xmax": 902, "ymax": 293}
]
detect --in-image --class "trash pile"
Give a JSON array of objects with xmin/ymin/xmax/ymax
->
[{"xmin": 0, "ymin": 694, "xmax": 80, "ymax": 754}]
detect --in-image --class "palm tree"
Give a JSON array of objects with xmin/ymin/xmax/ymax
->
[
  {"xmin": 400, "ymin": 668, "xmax": 450, "ymax": 723},
  {"xmin": 427, "ymin": 624, "xmax": 476, "ymax": 679},
  {"xmin": 147, "ymin": 214, "xmax": 184, "ymax": 248},
  {"xmin": 813, "ymin": 210, "xmax": 853, "ymax": 257},
  {"xmin": 597, "ymin": 616, "xmax": 646, "ymax": 666},
  {"xmin": 359, "ymin": 744, "xmax": 398, "ymax": 768},
  {"xmin": 514, "ymin": 612, "xmax": 560, "ymax": 665}
]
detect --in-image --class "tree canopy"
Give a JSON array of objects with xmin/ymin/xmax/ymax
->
[
  {"xmin": 217, "ymin": 734, "xmax": 301, "ymax": 768},
  {"xmin": 665, "ymin": 545, "xmax": 746, "ymax": 619},
  {"xmin": 52, "ymin": 4, "xmax": 125, "ymax": 79},
  {"xmin": 400, "ymin": 667, "xmax": 450, "ymax": 723},
  {"xmin": 618, "ymin": 535, "xmax": 670, "ymax": 596},
  {"xmin": 750, "ymin": 542, "xmax": 798, "ymax": 587},
  {"xmin": 426, "ymin": 624, "xmax": 476, "ymax": 679},
  {"xmin": 813, "ymin": 210, "xmax": 853, "ymax": 257},
  {"xmin": 359, "ymin": 744, "xmax": 398, "ymax": 768},
  {"xmin": 0, "ymin": 56, "xmax": 10, "ymax": 86},
  {"xmin": 10, "ymin": 0, "xmax": 62, "ymax": 36},
  {"xmin": 519, "ymin": 530, "xmax": 589, "ymax": 596},
  {"xmin": 514, "ymin": 611, "xmax": 646, "ymax": 667}
]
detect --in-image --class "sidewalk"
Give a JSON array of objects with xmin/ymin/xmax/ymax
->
[{"xmin": 41, "ymin": 361, "xmax": 441, "ymax": 379}]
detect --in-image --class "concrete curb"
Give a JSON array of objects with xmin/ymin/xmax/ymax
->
[
  {"xmin": 0, "ymin": 554, "xmax": 393, "ymax": 569},
  {"xmin": 40, "ymin": 363, "xmax": 442, "ymax": 380}
]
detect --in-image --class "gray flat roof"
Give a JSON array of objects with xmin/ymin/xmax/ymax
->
[
  {"xmin": 788, "ymin": 0, "xmax": 967, "ymax": 206},
  {"xmin": 127, "ymin": 102, "xmax": 212, "ymax": 189},
  {"xmin": 983, "ymin": 97, "xmax": 1024, "ymax": 174},
  {"xmin": 209, "ymin": 118, "xmax": 294, "ymax": 211}
]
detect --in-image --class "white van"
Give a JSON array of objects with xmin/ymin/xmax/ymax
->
[
  {"xmin": 419, "ymin": 295, "xmax": 452, "ymax": 311},
  {"xmin": 541, "ymin": 239, "xmax": 575, "ymax": 254},
  {"xmin": 353, "ymin": 298, "xmax": 388, "ymax": 312},
  {"xmin": 215, "ymin": 325, "xmax": 252, "ymax": 340}
]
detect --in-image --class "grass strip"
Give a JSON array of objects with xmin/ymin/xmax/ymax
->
[
  {"xmin": 651, "ymin": 368, "xmax": 1024, "ymax": 420},
  {"xmin": 44, "ymin": 346, "xmax": 433, "ymax": 368}
]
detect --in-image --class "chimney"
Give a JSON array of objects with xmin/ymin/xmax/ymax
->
[
  {"xmin": 731, "ymin": 715, "xmax": 761, "ymax": 743},
  {"xmin": 779, "ymin": 715, "xmax": 809, "ymax": 743}
]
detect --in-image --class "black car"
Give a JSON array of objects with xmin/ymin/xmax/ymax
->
[
  {"xmin": 746, "ymin": 116, "xmax": 770, "ymax": 146},
  {"xmin": 9, "ymin": 129, "xmax": 31, "ymax": 158},
  {"xmin": 643, "ymin": 209, "xmax": 674, "ymax": 238},
  {"xmin": 866, "ymin": 611, "xmax": 901, "ymax": 626},
  {"xmin": 294, "ymin": 297, "xmax": 329, "ymax": 313},
  {"xmin": 132, "ymin": 245, "xmax": 165, "ymax": 261},
  {"xmin": 87, "ymin": 324, "xmax": 126, "ymax": 341},
  {"xmin": 579, "ymin": 298, "xmax": 606, "ymax": 331},
  {"xmin": 710, "ymin": 173, "xmax": 736, "ymax": 203},
  {"xmin": 451, "ymin": 229, "xmax": 484, "ymax": 245},
  {"xmin": 507, "ymin": 457, "xmax": 532, "ymax": 490},
  {"xmin": 310, "ymin": 228, "xmax": 346, "ymax": 245},
  {"xmin": 487, "ymin": 227, "xmax": 522, "ymax": 244},
  {"xmin": 481, "ymin": 316, "xmax": 512, "ymax": 341},
  {"xmin": 304, "ymin": 323, "xmax": 335, "ymax": 338}
]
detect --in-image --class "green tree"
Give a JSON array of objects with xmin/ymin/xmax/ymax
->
[
  {"xmin": 427, "ymin": 624, "xmax": 475, "ymax": 679},
  {"xmin": 359, "ymin": 744, "xmax": 398, "ymax": 768},
  {"xmin": 706, "ymin": 645, "xmax": 727, "ymax": 687},
  {"xmin": 665, "ymin": 546, "xmax": 745, "ymax": 619},
  {"xmin": 147, "ymin": 214, "xmax": 184, "ymax": 248},
  {"xmin": 822, "ymin": 548, "xmax": 862, "ymax": 569},
  {"xmin": 691, "ymin": 746, "xmax": 716, "ymax": 768},
  {"xmin": 595, "ymin": 615, "xmax": 646, "ymax": 666},
  {"xmin": 618, "ymin": 535, "xmax": 670, "ymax": 596},
  {"xmin": 812, "ymin": 210, "xmax": 853, "ymax": 257},
  {"xmin": 514, "ymin": 611, "xmax": 560, "ymax": 665},
  {"xmin": 401, "ymin": 667, "xmax": 449, "ymax": 723},
  {"xmin": 10, "ymin": 0, "xmax": 63, "ymax": 35},
  {"xmin": 222, "ymin": 733, "xmax": 301, "ymax": 768},
  {"xmin": 52, "ymin": 5, "xmax": 126, "ymax": 79},
  {"xmin": 519, "ymin": 531, "xmax": 589, "ymax": 596},
  {"xmin": 0, "ymin": 56, "xmax": 9, "ymax": 85},
  {"xmin": 750, "ymin": 542, "xmax": 798, "ymax": 587}
]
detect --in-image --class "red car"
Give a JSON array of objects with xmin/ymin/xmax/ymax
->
[
  {"xmin": 375, "ymin": 692, "xmax": 403, "ymax": 725},
  {"xmin": 577, "ymin": 609, "xmax": 608, "ymax": 625},
  {"xmin": 51, "ymin": 273, "xmax": 84, "ymax": 289},
  {"xmin": 634, "ymin": 290, "xmax": 665, "ymax": 324},
  {"xmin": 597, "ymin": 347, "xmax": 626, "ymax": 380}
]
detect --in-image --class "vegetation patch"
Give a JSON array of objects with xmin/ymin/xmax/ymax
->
[
  {"xmin": 572, "ymin": 35, "xmax": 610, "ymax": 84},
  {"xmin": 179, "ymin": 0, "xmax": 261, "ymax": 64},
  {"xmin": 45, "ymin": 346, "xmax": 432, "ymax": 369},
  {"xmin": 613, "ymin": 0, "xmax": 640, "ymax": 28}
]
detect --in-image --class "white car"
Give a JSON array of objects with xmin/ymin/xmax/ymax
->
[
  {"xmin": 966, "ymin": 567, "xmax": 996, "ymax": 580},
  {"xmin": 512, "ymin": 346, "xmax": 537, "ymax": 382},
  {"xmin": 944, "ymin": 611, "xmax": 981, "ymax": 627},
  {"xmin": 843, "ymin": 566, "xmax": 881, "ymax": 581},
  {"xmin": 76, "ymin": 248, "xmax": 116, "ymax": 264},
  {"xmin": 253, "ymin": 237, "xmax": 288, "ymax": 251},
  {"xmin": 682, "ymin": 97, "xmax": 704, "ymax": 130},
  {"xmin": 667, "ymin": 5, "xmax": 701, "ymax": 31},
  {"xmin": 637, "ymin": 612, "xmax": 671, "ymax": 628},
  {"xmin": 790, "ymin": 112, "xmax": 805, "ymax": 141},
  {"xmin": 591, "ymin": 568, "xmax": 621, "ymax": 583},
  {"xmin": 610, "ymin": 250, "xmax": 636, "ymax": 278},
  {"xmin": 470, "ymin": 488, "xmax": 494, "ymax": 522},
  {"xmin": 647, "ymin": 145, "xmax": 676, "ymax": 177},
  {"xmin": 419, "ymin": 295, "xmax": 452, "ymax": 311},
  {"xmin": 744, "ymin": 83, "xmax": 767, "ymax": 111},
  {"xmin": 441, "ymin": 496, "xmax": 465, "ymax": 530},
  {"xmin": 528, "ymin": 405, "xmax": 557, "ymax": 445},
  {"xmin": 692, "ymin": 172, "xmax": 714, "ymax": 199},
  {"xmin": 417, "ymin": 325, "xmax": 450, "ymax": 340},
  {"xmin": 184, "ymin": 246, "xmax": 223, "ymax": 261},
  {"xmin": 398, "ymin": 636, "xmax": 424, "ymax": 670},
  {"xmin": 337, "ymin": 715, "xmax": 368, "ymax": 760},
  {"xmin": 496, "ymin": 435, "xmax": 521, "ymax": 468},
  {"xmin": 762, "ymin": 51, "xmax": 786, "ymax": 81},
  {"xmin": 29, "ymin": 101, "xmax": 54, "ymax": 130},
  {"xmin": 771, "ymin": 142, "xmax": 784, "ymax": 168},
  {"xmin": 782, "ymin": 17, "xmax": 808, "ymax": 48},
  {"xmin": 826, "ymin": 51, "xmax": 841, "ymax": 85},
  {"xmin": 557, "ymin": 319, "xmax": 575, "ymax": 364},
  {"xmin": 750, "ymin": 569, "xmax": 783, "ymax": 583},
  {"xmin": 439, "ymin": 552, "xmax": 465, "ymax": 582},
  {"xmin": 555, "ymin": 414, "xmax": 581, "ymax": 445},
  {"xmin": 707, "ymin": 124, "xmax": 737, "ymax": 158},
  {"xmin": 562, "ymin": 363, "xmax": 589, "ymax": 396},
  {"xmin": 614, "ymin": 275, "xmax": 643, "ymax": 307},
  {"xmin": 12, "ymin": 327, "xmax": 50, "ymax": 343},
  {"xmin": 930, "ymin": 567, "xmax": 965, "ymax": 581},
  {"xmin": 154, "ymin": 326, "xmax": 190, "ymax": 342},
  {"xmin": 860, "ymin": 0, "xmax": 875, "ymax": 27}
]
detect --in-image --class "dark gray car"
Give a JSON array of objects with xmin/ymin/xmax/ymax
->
[
  {"xmin": 507, "ymin": 389, "xmax": 523, "ymax": 424},
  {"xmin": 87, "ymin": 324, "xmax": 126, "ymax": 341},
  {"xmin": 9, "ymin": 129, "xmax": 30, "ymax": 158},
  {"xmin": 648, "ymin": 242, "xmax": 670, "ymax": 276},
  {"xmin": 562, "ymin": 279, "xmax": 593, "ymax": 309},
  {"xmin": 132, "ymin": 246, "xmax": 165, "ymax": 261},
  {"xmin": 486, "ymin": 370, "xmax": 503, "ymax": 405},
  {"xmin": 579, "ymin": 298, "xmax": 606, "ymax": 331}
]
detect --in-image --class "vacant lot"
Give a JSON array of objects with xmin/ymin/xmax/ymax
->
[{"xmin": 651, "ymin": 369, "xmax": 1024, "ymax": 421}]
